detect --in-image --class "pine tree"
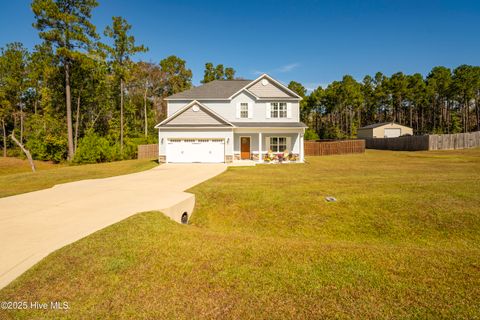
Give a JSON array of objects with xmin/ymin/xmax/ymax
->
[
  {"xmin": 32, "ymin": 0, "xmax": 99, "ymax": 160},
  {"xmin": 102, "ymin": 16, "xmax": 147, "ymax": 155}
]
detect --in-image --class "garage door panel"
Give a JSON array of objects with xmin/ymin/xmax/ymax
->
[
  {"xmin": 167, "ymin": 140, "xmax": 187, "ymax": 163},
  {"xmin": 167, "ymin": 139, "xmax": 224, "ymax": 163},
  {"xmin": 384, "ymin": 128, "xmax": 401, "ymax": 138}
]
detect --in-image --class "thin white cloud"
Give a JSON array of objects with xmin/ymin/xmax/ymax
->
[
  {"xmin": 252, "ymin": 70, "xmax": 265, "ymax": 75},
  {"xmin": 251, "ymin": 63, "xmax": 300, "ymax": 76},
  {"xmin": 277, "ymin": 63, "xmax": 300, "ymax": 73}
]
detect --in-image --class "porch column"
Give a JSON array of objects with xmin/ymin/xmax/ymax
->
[
  {"xmin": 258, "ymin": 132, "xmax": 263, "ymax": 163},
  {"xmin": 299, "ymin": 132, "xmax": 304, "ymax": 162}
]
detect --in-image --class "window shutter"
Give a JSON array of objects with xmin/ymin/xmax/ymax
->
[
  {"xmin": 236, "ymin": 103, "xmax": 240, "ymax": 119},
  {"xmin": 248, "ymin": 103, "xmax": 253, "ymax": 119},
  {"xmin": 286, "ymin": 137, "xmax": 292, "ymax": 152},
  {"xmin": 266, "ymin": 137, "xmax": 270, "ymax": 151},
  {"xmin": 287, "ymin": 103, "xmax": 292, "ymax": 119},
  {"xmin": 266, "ymin": 103, "xmax": 271, "ymax": 119}
]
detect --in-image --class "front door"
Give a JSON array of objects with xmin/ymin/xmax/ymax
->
[{"xmin": 240, "ymin": 137, "xmax": 250, "ymax": 160}]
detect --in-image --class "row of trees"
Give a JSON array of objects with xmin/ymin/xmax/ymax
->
[
  {"xmin": 201, "ymin": 63, "xmax": 236, "ymax": 83},
  {"xmin": 1, "ymin": 1, "xmax": 478, "ymax": 163},
  {"xmin": 0, "ymin": 0, "xmax": 199, "ymax": 163},
  {"xmin": 289, "ymin": 66, "xmax": 480, "ymax": 139}
]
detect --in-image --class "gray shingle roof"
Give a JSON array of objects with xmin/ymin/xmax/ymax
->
[
  {"xmin": 158, "ymin": 124, "xmax": 232, "ymax": 128},
  {"xmin": 232, "ymin": 122, "xmax": 308, "ymax": 128},
  {"xmin": 359, "ymin": 122, "xmax": 395, "ymax": 129},
  {"xmin": 165, "ymin": 80, "xmax": 253, "ymax": 100}
]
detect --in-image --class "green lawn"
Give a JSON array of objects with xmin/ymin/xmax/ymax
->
[
  {"xmin": 1, "ymin": 150, "xmax": 479, "ymax": 319},
  {"xmin": 0, "ymin": 158, "xmax": 157, "ymax": 198},
  {"xmin": 0, "ymin": 157, "xmax": 63, "ymax": 176}
]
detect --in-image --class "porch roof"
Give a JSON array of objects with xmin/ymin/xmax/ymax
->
[
  {"xmin": 159, "ymin": 124, "xmax": 232, "ymax": 128},
  {"xmin": 231, "ymin": 122, "xmax": 307, "ymax": 128}
]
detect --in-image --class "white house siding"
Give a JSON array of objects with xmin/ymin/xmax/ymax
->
[
  {"xmin": 167, "ymin": 100, "xmax": 190, "ymax": 116},
  {"xmin": 158, "ymin": 129, "xmax": 234, "ymax": 156},
  {"xmin": 166, "ymin": 92, "xmax": 300, "ymax": 123}
]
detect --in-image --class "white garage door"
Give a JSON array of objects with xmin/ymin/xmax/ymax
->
[
  {"xmin": 167, "ymin": 138, "xmax": 225, "ymax": 163},
  {"xmin": 384, "ymin": 128, "xmax": 401, "ymax": 138}
]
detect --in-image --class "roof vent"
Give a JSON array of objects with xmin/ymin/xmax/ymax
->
[
  {"xmin": 192, "ymin": 105, "xmax": 200, "ymax": 112},
  {"xmin": 261, "ymin": 79, "xmax": 269, "ymax": 86}
]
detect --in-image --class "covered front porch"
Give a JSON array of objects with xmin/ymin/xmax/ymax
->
[{"xmin": 233, "ymin": 128, "xmax": 305, "ymax": 163}]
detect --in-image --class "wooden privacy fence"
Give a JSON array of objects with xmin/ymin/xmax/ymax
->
[
  {"xmin": 138, "ymin": 140, "xmax": 365, "ymax": 159},
  {"xmin": 428, "ymin": 131, "xmax": 480, "ymax": 150},
  {"xmin": 366, "ymin": 135, "xmax": 429, "ymax": 151},
  {"xmin": 366, "ymin": 131, "xmax": 480, "ymax": 151},
  {"xmin": 138, "ymin": 144, "xmax": 158, "ymax": 159},
  {"xmin": 304, "ymin": 139, "xmax": 365, "ymax": 156}
]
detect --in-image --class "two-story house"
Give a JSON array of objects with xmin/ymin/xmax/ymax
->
[{"xmin": 155, "ymin": 74, "xmax": 306, "ymax": 163}]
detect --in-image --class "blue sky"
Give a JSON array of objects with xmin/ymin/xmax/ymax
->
[{"xmin": 1, "ymin": 0, "xmax": 479, "ymax": 90}]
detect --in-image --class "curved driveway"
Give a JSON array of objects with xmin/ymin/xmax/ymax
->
[{"xmin": 0, "ymin": 163, "xmax": 226, "ymax": 289}]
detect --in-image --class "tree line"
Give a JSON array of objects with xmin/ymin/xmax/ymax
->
[
  {"xmin": 0, "ymin": 0, "xmax": 239, "ymax": 163},
  {"xmin": 289, "ymin": 66, "xmax": 480, "ymax": 140},
  {"xmin": 1, "ymin": 0, "xmax": 479, "ymax": 163}
]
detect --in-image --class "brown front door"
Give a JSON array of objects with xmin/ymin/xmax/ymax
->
[{"xmin": 240, "ymin": 137, "xmax": 250, "ymax": 160}]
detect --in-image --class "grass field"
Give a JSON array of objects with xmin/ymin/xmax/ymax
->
[
  {"xmin": 0, "ymin": 157, "xmax": 157, "ymax": 198},
  {"xmin": 0, "ymin": 157, "xmax": 63, "ymax": 176},
  {"xmin": 1, "ymin": 150, "xmax": 479, "ymax": 319}
]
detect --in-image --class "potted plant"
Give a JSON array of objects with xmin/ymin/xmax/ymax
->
[
  {"xmin": 264, "ymin": 149, "xmax": 276, "ymax": 163},
  {"xmin": 278, "ymin": 153, "xmax": 284, "ymax": 163},
  {"xmin": 282, "ymin": 150, "xmax": 290, "ymax": 163},
  {"xmin": 288, "ymin": 153, "xmax": 298, "ymax": 161}
]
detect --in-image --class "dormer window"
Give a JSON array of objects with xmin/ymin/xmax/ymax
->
[
  {"xmin": 271, "ymin": 102, "xmax": 287, "ymax": 118},
  {"xmin": 240, "ymin": 103, "xmax": 249, "ymax": 118}
]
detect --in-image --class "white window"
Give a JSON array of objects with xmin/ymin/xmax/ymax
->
[
  {"xmin": 240, "ymin": 103, "xmax": 248, "ymax": 118},
  {"xmin": 270, "ymin": 137, "xmax": 287, "ymax": 152},
  {"xmin": 270, "ymin": 102, "xmax": 287, "ymax": 118}
]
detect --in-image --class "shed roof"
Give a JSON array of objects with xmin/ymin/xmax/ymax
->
[{"xmin": 359, "ymin": 122, "xmax": 412, "ymax": 129}]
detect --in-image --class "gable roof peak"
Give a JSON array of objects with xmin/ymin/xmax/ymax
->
[
  {"xmin": 359, "ymin": 121, "xmax": 411, "ymax": 129},
  {"xmin": 164, "ymin": 73, "xmax": 301, "ymax": 100},
  {"xmin": 155, "ymin": 100, "xmax": 234, "ymax": 128},
  {"xmin": 228, "ymin": 73, "xmax": 302, "ymax": 100},
  {"xmin": 245, "ymin": 73, "xmax": 302, "ymax": 99}
]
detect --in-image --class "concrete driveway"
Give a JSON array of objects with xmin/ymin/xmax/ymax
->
[{"xmin": 0, "ymin": 163, "xmax": 226, "ymax": 289}]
